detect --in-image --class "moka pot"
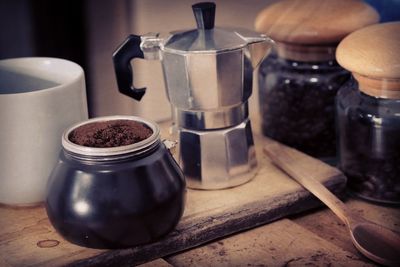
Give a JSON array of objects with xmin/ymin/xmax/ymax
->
[{"xmin": 113, "ymin": 2, "xmax": 274, "ymax": 189}]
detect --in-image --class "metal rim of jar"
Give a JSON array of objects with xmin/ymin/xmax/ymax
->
[{"xmin": 62, "ymin": 115, "xmax": 161, "ymax": 158}]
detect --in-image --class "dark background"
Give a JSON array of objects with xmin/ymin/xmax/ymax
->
[
  {"xmin": 0, "ymin": 0, "xmax": 90, "ymax": 110},
  {"xmin": 0, "ymin": 0, "xmax": 87, "ymax": 70},
  {"xmin": 1, "ymin": 0, "xmax": 398, "ymax": 118}
]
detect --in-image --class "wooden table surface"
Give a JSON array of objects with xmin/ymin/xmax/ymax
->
[
  {"xmin": 1, "ymin": 120, "xmax": 399, "ymax": 266},
  {"xmin": 142, "ymin": 121, "xmax": 400, "ymax": 267},
  {"xmin": 168, "ymin": 199, "xmax": 400, "ymax": 266},
  {"xmin": 138, "ymin": 197, "xmax": 399, "ymax": 267},
  {"xmin": 152, "ymin": 122, "xmax": 400, "ymax": 267},
  {"xmin": 1, "ymin": 195, "xmax": 398, "ymax": 267}
]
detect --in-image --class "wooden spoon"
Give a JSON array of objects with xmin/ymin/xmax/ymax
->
[{"xmin": 263, "ymin": 139, "xmax": 400, "ymax": 266}]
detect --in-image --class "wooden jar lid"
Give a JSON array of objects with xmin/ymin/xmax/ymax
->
[
  {"xmin": 336, "ymin": 22, "xmax": 400, "ymax": 98},
  {"xmin": 255, "ymin": 0, "xmax": 379, "ymax": 61}
]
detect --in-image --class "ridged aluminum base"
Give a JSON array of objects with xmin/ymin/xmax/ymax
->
[
  {"xmin": 171, "ymin": 118, "xmax": 258, "ymax": 190},
  {"xmin": 172, "ymin": 102, "xmax": 249, "ymax": 130}
]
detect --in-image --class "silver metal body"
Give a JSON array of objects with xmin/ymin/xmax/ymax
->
[
  {"xmin": 171, "ymin": 118, "xmax": 258, "ymax": 189},
  {"xmin": 139, "ymin": 28, "xmax": 273, "ymax": 189},
  {"xmin": 172, "ymin": 103, "xmax": 249, "ymax": 130},
  {"xmin": 141, "ymin": 31, "xmax": 272, "ymax": 114}
]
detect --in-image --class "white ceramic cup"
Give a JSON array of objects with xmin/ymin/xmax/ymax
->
[{"xmin": 0, "ymin": 57, "xmax": 88, "ymax": 206}]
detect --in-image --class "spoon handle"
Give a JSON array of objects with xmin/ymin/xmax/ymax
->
[{"xmin": 263, "ymin": 139, "xmax": 356, "ymax": 227}]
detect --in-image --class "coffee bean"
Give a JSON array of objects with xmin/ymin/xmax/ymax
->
[
  {"xmin": 337, "ymin": 83, "xmax": 400, "ymax": 204},
  {"xmin": 259, "ymin": 55, "xmax": 349, "ymax": 159}
]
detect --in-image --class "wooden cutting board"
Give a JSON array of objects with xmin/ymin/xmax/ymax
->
[{"xmin": 0, "ymin": 133, "xmax": 346, "ymax": 267}]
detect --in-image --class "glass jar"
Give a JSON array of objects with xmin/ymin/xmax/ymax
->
[
  {"xmin": 335, "ymin": 22, "xmax": 400, "ymax": 205},
  {"xmin": 46, "ymin": 116, "xmax": 186, "ymax": 248},
  {"xmin": 336, "ymin": 79, "xmax": 400, "ymax": 204},
  {"xmin": 258, "ymin": 52, "xmax": 350, "ymax": 160},
  {"xmin": 254, "ymin": 0, "xmax": 379, "ymax": 162}
]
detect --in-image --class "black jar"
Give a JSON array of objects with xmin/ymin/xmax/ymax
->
[
  {"xmin": 259, "ymin": 52, "xmax": 349, "ymax": 160},
  {"xmin": 45, "ymin": 116, "xmax": 186, "ymax": 249},
  {"xmin": 336, "ymin": 80, "xmax": 400, "ymax": 204}
]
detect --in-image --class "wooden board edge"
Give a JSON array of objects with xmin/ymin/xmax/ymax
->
[{"xmin": 67, "ymin": 174, "xmax": 346, "ymax": 267}]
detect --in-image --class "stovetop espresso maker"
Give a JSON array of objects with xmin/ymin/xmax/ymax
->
[{"xmin": 113, "ymin": 2, "xmax": 273, "ymax": 189}]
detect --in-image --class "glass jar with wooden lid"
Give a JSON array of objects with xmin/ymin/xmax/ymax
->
[
  {"xmin": 336, "ymin": 22, "xmax": 400, "ymax": 205},
  {"xmin": 255, "ymin": 0, "xmax": 379, "ymax": 162}
]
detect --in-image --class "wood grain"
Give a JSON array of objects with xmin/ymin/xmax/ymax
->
[
  {"xmin": 293, "ymin": 199, "xmax": 400, "ymax": 261},
  {"xmin": 166, "ymin": 219, "xmax": 374, "ymax": 267},
  {"xmin": 0, "ymin": 133, "xmax": 346, "ymax": 267},
  {"xmin": 254, "ymin": 0, "xmax": 379, "ymax": 45},
  {"xmin": 337, "ymin": 22, "xmax": 400, "ymax": 80},
  {"xmin": 275, "ymin": 42, "xmax": 337, "ymax": 62},
  {"xmin": 264, "ymin": 139, "xmax": 355, "ymax": 226},
  {"xmin": 353, "ymin": 73, "xmax": 400, "ymax": 99},
  {"xmin": 137, "ymin": 259, "xmax": 172, "ymax": 267},
  {"xmin": 254, "ymin": 0, "xmax": 379, "ymax": 61}
]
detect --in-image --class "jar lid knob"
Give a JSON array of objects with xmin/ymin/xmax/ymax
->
[
  {"xmin": 254, "ymin": 0, "xmax": 379, "ymax": 45},
  {"xmin": 192, "ymin": 2, "xmax": 216, "ymax": 30},
  {"xmin": 337, "ymin": 22, "xmax": 400, "ymax": 80},
  {"xmin": 337, "ymin": 22, "xmax": 400, "ymax": 98}
]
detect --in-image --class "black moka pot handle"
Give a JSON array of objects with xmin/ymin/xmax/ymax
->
[{"xmin": 112, "ymin": 35, "xmax": 146, "ymax": 101}]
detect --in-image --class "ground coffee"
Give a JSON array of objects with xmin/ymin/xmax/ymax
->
[{"xmin": 69, "ymin": 120, "xmax": 153, "ymax": 148}]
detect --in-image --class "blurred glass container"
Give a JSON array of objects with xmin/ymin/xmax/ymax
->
[
  {"xmin": 336, "ymin": 22, "xmax": 400, "ymax": 204},
  {"xmin": 254, "ymin": 0, "xmax": 379, "ymax": 162}
]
